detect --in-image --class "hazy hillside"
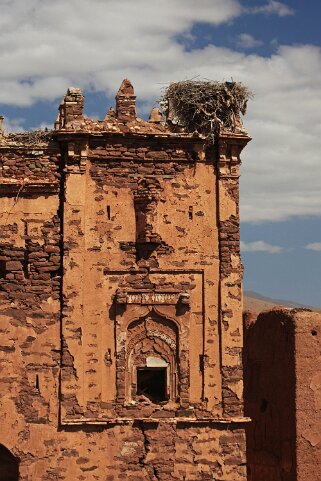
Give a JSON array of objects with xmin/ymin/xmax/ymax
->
[{"xmin": 243, "ymin": 291, "xmax": 321, "ymax": 314}]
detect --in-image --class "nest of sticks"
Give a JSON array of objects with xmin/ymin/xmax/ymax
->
[
  {"xmin": 159, "ymin": 79, "xmax": 252, "ymax": 137},
  {"xmin": 4, "ymin": 129, "xmax": 53, "ymax": 146}
]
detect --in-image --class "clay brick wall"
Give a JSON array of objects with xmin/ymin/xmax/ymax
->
[
  {"xmin": 0, "ymin": 138, "xmax": 62, "ymax": 479},
  {"xmin": 295, "ymin": 310, "xmax": 321, "ymax": 480},
  {"xmin": 0, "ymin": 80, "xmax": 250, "ymax": 480},
  {"xmin": 244, "ymin": 308, "xmax": 321, "ymax": 481}
]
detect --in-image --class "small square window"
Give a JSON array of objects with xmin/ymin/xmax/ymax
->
[{"xmin": 136, "ymin": 367, "xmax": 168, "ymax": 403}]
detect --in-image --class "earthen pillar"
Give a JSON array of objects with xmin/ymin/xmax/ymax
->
[
  {"xmin": 60, "ymin": 88, "xmax": 84, "ymax": 129},
  {"xmin": 60, "ymin": 137, "xmax": 88, "ymax": 419},
  {"xmin": 116, "ymin": 79, "xmax": 136, "ymax": 121},
  {"xmin": 217, "ymin": 132, "xmax": 250, "ymax": 417}
]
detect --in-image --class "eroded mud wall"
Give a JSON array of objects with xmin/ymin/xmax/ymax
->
[
  {"xmin": 295, "ymin": 310, "xmax": 321, "ymax": 480},
  {"xmin": 244, "ymin": 308, "xmax": 321, "ymax": 481},
  {"xmin": 0, "ymin": 138, "xmax": 62, "ymax": 479},
  {"xmin": 244, "ymin": 309, "xmax": 296, "ymax": 481}
]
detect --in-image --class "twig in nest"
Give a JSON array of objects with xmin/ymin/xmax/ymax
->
[
  {"xmin": 159, "ymin": 79, "xmax": 252, "ymax": 137},
  {"xmin": 5, "ymin": 129, "xmax": 53, "ymax": 147}
]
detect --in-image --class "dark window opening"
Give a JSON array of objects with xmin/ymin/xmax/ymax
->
[
  {"xmin": 23, "ymin": 222, "xmax": 30, "ymax": 278},
  {"xmin": 0, "ymin": 260, "xmax": 6, "ymax": 279},
  {"xmin": 188, "ymin": 206, "xmax": 193, "ymax": 220},
  {"xmin": 107, "ymin": 205, "xmax": 111, "ymax": 220},
  {"xmin": 137, "ymin": 367, "xmax": 167, "ymax": 403},
  {"xmin": 0, "ymin": 444, "xmax": 19, "ymax": 481},
  {"xmin": 260, "ymin": 398, "xmax": 268, "ymax": 413},
  {"xmin": 23, "ymin": 247, "xmax": 30, "ymax": 279}
]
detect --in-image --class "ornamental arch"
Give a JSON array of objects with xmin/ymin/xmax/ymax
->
[{"xmin": 126, "ymin": 312, "xmax": 179, "ymax": 403}]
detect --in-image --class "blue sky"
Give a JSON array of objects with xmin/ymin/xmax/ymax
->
[{"xmin": 0, "ymin": 0, "xmax": 320, "ymax": 306}]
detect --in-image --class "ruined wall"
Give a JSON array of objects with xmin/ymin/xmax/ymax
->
[
  {"xmin": 295, "ymin": 310, "xmax": 321, "ymax": 480},
  {"xmin": 0, "ymin": 80, "xmax": 250, "ymax": 480},
  {"xmin": 244, "ymin": 308, "xmax": 321, "ymax": 481},
  {"xmin": 0, "ymin": 135, "xmax": 63, "ymax": 479}
]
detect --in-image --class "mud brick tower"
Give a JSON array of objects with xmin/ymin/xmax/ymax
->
[{"xmin": 0, "ymin": 79, "xmax": 250, "ymax": 480}]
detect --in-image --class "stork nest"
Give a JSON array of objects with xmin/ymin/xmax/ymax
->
[
  {"xmin": 159, "ymin": 79, "xmax": 252, "ymax": 137},
  {"xmin": 4, "ymin": 129, "xmax": 53, "ymax": 146}
]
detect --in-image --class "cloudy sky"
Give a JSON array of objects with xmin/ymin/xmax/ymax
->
[{"xmin": 0, "ymin": 0, "xmax": 320, "ymax": 306}]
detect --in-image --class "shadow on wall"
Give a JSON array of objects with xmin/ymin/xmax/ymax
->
[
  {"xmin": 0, "ymin": 444, "xmax": 19, "ymax": 481},
  {"xmin": 243, "ymin": 309, "xmax": 297, "ymax": 481}
]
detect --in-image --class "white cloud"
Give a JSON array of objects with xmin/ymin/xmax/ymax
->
[
  {"xmin": 0, "ymin": 0, "xmax": 293, "ymax": 106},
  {"xmin": 241, "ymin": 240, "xmax": 284, "ymax": 253},
  {"xmin": 0, "ymin": 0, "xmax": 320, "ymax": 223},
  {"xmin": 305, "ymin": 243, "xmax": 321, "ymax": 252},
  {"xmin": 237, "ymin": 44, "xmax": 321, "ymax": 222},
  {"xmin": 248, "ymin": 1, "xmax": 294, "ymax": 17},
  {"xmin": 31, "ymin": 121, "xmax": 52, "ymax": 131},
  {"xmin": 236, "ymin": 33, "xmax": 263, "ymax": 49},
  {"xmin": 3, "ymin": 117, "xmax": 25, "ymax": 133},
  {"xmin": 2, "ymin": 118, "xmax": 54, "ymax": 133}
]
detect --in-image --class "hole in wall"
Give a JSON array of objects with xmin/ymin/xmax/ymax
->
[
  {"xmin": 137, "ymin": 367, "xmax": 167, "ymax": 403},
  {"xmin": 188, "ymin": 206, "xmax": 193, "ymax": 220},
  {"xmin": 0, "ymin": 260, "xmax": 6, "ymax": 279},
  {"xmin": 22, "ymin": 250, "xmax": 29, "ymax": 278},
  {"xmin": 107, "ymin": 205, "xmax": 111, "ymax": 220},
  {"xmin": 23, "ymin": 222, "xmax": 30, "ymax": 278},
  {"xmin": 311, "ymin": 329, "xmax": 317, "ymax": 336},
  {"xmin": 35, "ymin": 374, "xmax": 39, "ymax": 391},
  {"xmin": 260, "ymin": 398, "xmax": 268, "ymax": 413}
]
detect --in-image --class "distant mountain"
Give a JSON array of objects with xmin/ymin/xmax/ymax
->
[{"xmin": 243, "ymin": 290, "xmax": 321, "ymax": 314}]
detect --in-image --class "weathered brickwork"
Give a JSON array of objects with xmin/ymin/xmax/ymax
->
[
  {"xmin": 244, "ymin": 308, "xmax": 321, "ymax": 481},
  {"xmin": 0, "ymin": 80, "xmax": 250, "ymax": 480}
]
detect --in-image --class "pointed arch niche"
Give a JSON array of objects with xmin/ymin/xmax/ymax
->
[{"xmin": 115, "ymin": 307, "xmax": 190, "ymax": 407}]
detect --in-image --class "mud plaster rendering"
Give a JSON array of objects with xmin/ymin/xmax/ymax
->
[
  {"xmin": 0, "ymin": 80, "xmax": 251, "ymax": 480},
  {"xmin": 244, "ymin": 308, "xmax": 321, "ymax": 481}
]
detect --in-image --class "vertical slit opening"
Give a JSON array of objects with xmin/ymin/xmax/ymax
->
[
  {"xmin": 107, "ymin": 205, "xmax": 111, "ymax": 220},
  {"xmin": 23, "ymin": 222, "xmax": 29, "ymax": 279},
  {"xmin": 0, "ymin": 260, "xmax": 6, "ymax": 279}
]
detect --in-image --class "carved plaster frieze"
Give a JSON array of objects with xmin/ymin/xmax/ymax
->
[{"xmin": 114, "ymin": 289, "xmax": 190, "ymax": 307}]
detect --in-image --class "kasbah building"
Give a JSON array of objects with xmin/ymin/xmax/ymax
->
[{"xmin": 0, "ymin": 78, "xmax": 320, "ymax": 481}]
